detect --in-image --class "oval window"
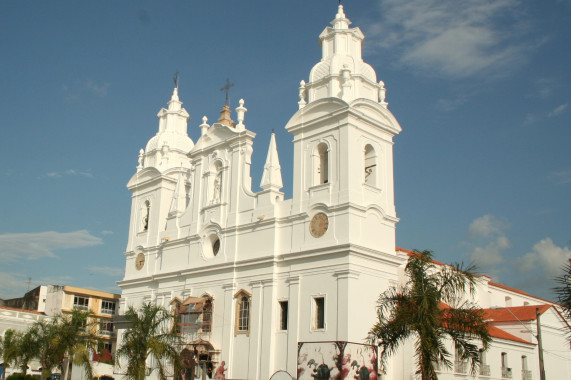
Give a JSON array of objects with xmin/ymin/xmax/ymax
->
[{"xmin": 212, "ymin": 238, "xmax": 220, "ymax": 256}]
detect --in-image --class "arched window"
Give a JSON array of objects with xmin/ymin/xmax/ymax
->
[
  {"xmin": 142, "ymin": 200, "xmax": 150, "ymax": 231},
  {"xmin": 314, "ymin": 142, "xmax": 329, "ymax": 185},
  {"xmin": 364, "ymin": 144, "xmax": 377, "ymax": 186},
  {"xmin": 234, "ymin": 289, "xmax": 251, "ymax": 334}
]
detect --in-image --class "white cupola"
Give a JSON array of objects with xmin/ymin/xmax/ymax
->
[
  {"xmin": 302, "ymin": 4, "xmax": 382, "ymax": 105},
  {"xmin": 140, "ymin": 86, "xmax": 194, "ymax": 171}
]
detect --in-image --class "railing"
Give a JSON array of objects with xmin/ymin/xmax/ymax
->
[
  {"xmin": 454, "ymin": 361, "xmax": 468, "ymax": 374},
  {"xmin": 502, "ymin": 368, "xmax": 513, "ymax": 379},
  {"xmin": 479, "ymin": 364, "xmax": 491, "ymax": 376},
  {"xmin": 99, "ymin": 330, "xmax": 114, "ymax": 337},
  {"xmin": 73, "ymin": 305, "xmax": 89, "ymax": 311},
  {"xmin": 101, "ymin": 308, "xmax": 115, "ymax": 315},
  {"xmin": 522, "ymin": 369, "xmax": 532, "ymax": 380}
]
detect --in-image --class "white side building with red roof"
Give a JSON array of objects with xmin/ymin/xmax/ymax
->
[{"xmin": 115, "ymin": 4, "xmax": 571, "ymax": 380}]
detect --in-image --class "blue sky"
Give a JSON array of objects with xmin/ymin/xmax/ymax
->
[{"xmin": 0, "ymin": 0, "xmax": 569, "ymax": 301}]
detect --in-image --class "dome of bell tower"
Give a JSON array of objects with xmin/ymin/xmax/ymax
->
[{"xmin": 304, "ymin": 5, "xmax": 380, "ymax": 104}]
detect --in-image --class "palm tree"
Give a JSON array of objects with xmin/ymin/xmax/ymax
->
[
  {"xmin": 554, "ymin": 260, "xmax": 571, "ymax": 334},
  {"xmin": 0, "ymin": 329, "xmax": 18, "ymax": 380},
  {"xmin": 13, "ymin": 329, "xmax": 37, "ymax": 375},
  {"xmin": 31, "ymin": 318, "xmax": 62, "ymax": 380},
  {"xmin": 116, "ymin": 303, "xmax": 182, "ymax": 380},
  {"xmin": 52, "ymin": 310, "xmax": 100, "ymax": 380},
  {"xmin": 369, "ymin": 250, "xmax": 491, "ymax": 380}
]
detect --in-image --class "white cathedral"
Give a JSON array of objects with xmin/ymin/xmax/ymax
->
[{"xmin": 117, "ymin": 5, "xmax": 571, "ymax": 380}]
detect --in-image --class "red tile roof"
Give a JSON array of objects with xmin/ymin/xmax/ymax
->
[
  {"xmin": 487, "ymin": 325, "xmax": 533, "ymax": 345},
  {"xmin": 483, "ymin": 305, "xmax": 552, "ymax": 322},
  {"xmin": 438, "ymin": 302, "xmax": 534, "ymax": 344},
  {"xmin": 395, "ymin": 247, "xmax": 557, "ymax": 305}
]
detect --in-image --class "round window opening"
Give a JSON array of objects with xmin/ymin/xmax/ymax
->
[{"xmin": 212, "ymin": 238, "xmax": 220, "ymax": 256}]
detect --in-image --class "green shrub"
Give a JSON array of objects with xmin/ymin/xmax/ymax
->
[{"xmin": 7, "ymin": 374, "xmax": 38, "ymax": 380}]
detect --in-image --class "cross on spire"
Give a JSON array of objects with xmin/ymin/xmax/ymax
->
[
  {"xmin": 173, "ymin": 70, "xmax": 180, "ymax": 89},
  {"xmin": 220, "ymin": 78, "xmax": 234, "ymax": 106}
]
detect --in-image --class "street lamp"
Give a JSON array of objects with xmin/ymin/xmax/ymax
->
[{"xmin": 489, "ymin": 306, "xmax": 546, "ymax": 380}]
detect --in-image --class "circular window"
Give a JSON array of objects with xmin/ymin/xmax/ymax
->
[{"xmin": 212, "ymin": 238, "xmax": 220, "ymax": 256}]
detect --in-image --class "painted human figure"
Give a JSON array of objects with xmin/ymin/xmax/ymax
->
[{"xmin": 213, "ymin": 361, "xmax": 226, "ymax": 380}]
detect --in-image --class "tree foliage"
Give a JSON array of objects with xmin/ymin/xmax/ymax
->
[
  {"xmin": 554, "ymin": 261, "xmax": 571, "ymax": 334},
  {"xmin": 0, "ymin": 330, "xmax": 19, "ymax": 380},
  {"xmin": 116, "ymin": 303, "xmax": 182, "ymax": 380},
  {"xmin": 369, "ymin": 250, "xmax": 491, "ymax": 380},
  {"xmin": 1, "ymin": 310, "xmax": 100, "ymax": 380},
  {"xmin": 52, "ymin": 310, "xmax": 100, "ymax": 380}
]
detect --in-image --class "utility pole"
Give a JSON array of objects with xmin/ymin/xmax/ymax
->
[{"xmin": 536, "ymin": 307, "xmax": 546, "ymax": 380}]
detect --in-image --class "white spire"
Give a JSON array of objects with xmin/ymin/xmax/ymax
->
[
  {"xmin": 332, "ymin": 4, "xmax": 350, "ymax": 29},
  {"xmin": 169, "ymin": 169, "xmax": 187, "ymax": 217},
  {"xmin": 260, "ymin": 132, "xmax": 283, "ymax": 191},
  {"xmin": 168, "ymin": 87, "xmax": 182, "ymax": 111}
]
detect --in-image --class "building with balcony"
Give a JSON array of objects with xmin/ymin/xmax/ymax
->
[{"xmin": 2, "ymin": 285, "xmax": 120, "ymax": 362}]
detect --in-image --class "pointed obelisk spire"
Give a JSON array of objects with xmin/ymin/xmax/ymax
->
[
  {"xmin": 260, "ymin": 132, "xmax": 283, "ymax": 191},
  {"xmin": 169, "ymin": 169, "xmax": 187, "ymax": 216}
]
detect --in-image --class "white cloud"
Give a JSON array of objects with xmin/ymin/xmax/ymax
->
[
  {"xmin": 0, "ymin": 272, "xmax": 28, "ymax": 299},
  {"xmin": 518, "ymin": 238, "xmax": 571, "ymax": 277},
  {"xmin": 366, "ymin": 0, "xmax": 534, "ymax": 78},
  {"xmin": 41, "ymin": 169, "xmax": 93, "ymax": 179},
  {"xmin": 86, "ymin": 81, "xmax": 110, "ymax": 97},
  {"xmin": 548, "ymin": 103, "xmax": 568, "ymax": 117},
  {"xmin": 101, "ymin": 230, "xmax": 114, "ymax": 235},
  {"xmin": 523, "ymin": 113, "xmax": 538, "ymax": 126},
  {"xmin": 550, "ymin": 169, "xmax": 571, "ymax": 184},
  {"xmin": 465, "ymin": 215, "xmax": 511, "ymax": 268},
  {"xmin": 0, "ymin": 230, "xmax": 102, "ymax": 262},
  {"xmin": 62, "ymin": 80, "xmax": 111, "ymax": 102},
  {"xmin": 468, "ymin": 214, "xmax": 510, "ymax": 239},
  {"xmin": 88, "ymin": 266, "xmax": 124, "ymax": 278}
]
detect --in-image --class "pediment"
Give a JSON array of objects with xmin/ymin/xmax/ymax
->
[
  {"xmin": 285, "ymin": 98, "xmax": 349, "ymax": 131},
  {"xmin": 127, "ymin": 167, "xmax": 162, "ymax": 188},
  {"xmin": 349, "ymin": 98, "xmax": 402, "ymax": 134},
  {"xmin": 191, "ymin": 123, "xmax": 245, "ymax": 152}
]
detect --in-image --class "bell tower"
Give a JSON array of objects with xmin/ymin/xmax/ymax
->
[
  {"xmin": 286, "ymin": 4, "xmax": 402, "ymax": 255},
  {"xmin": 125, "ymin": 86, "xmax": 194, "ymax": 256}
]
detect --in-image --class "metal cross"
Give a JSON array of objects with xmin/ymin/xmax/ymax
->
[
  {"xmin": 173, "ymin": 70, "xmax": 180, "ymax": 88},
  {"xmin": 220, "ymin": 78, "xmax": 234, "ymax": 106}
]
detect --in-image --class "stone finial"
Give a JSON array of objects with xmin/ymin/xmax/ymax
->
[
  {"xmin": 218, "ymin": 105, "xmax": 235, "ymax": 128},
  {"xmin": 200, "ymin": 116, "xmax": 209, "ymax": 136},
  {"xmin": 137, "ymin": 148, "xmax": 145, "ymax": 171},
  {"xmin": 236, "ymin": 99, "xmax": 247, "ymax": 130},
  {"xmin": 298, "ymin": 80, "xmax": 307, "ymax": 109},
  {"xmin": 379, "ymin": 80, "xmax": 388, "ymax": 108}
]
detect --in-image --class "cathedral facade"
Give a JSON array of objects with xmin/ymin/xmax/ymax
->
[{"xmin": 117, "ymin": 5, "xmax": 570, "ymax": 380}]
